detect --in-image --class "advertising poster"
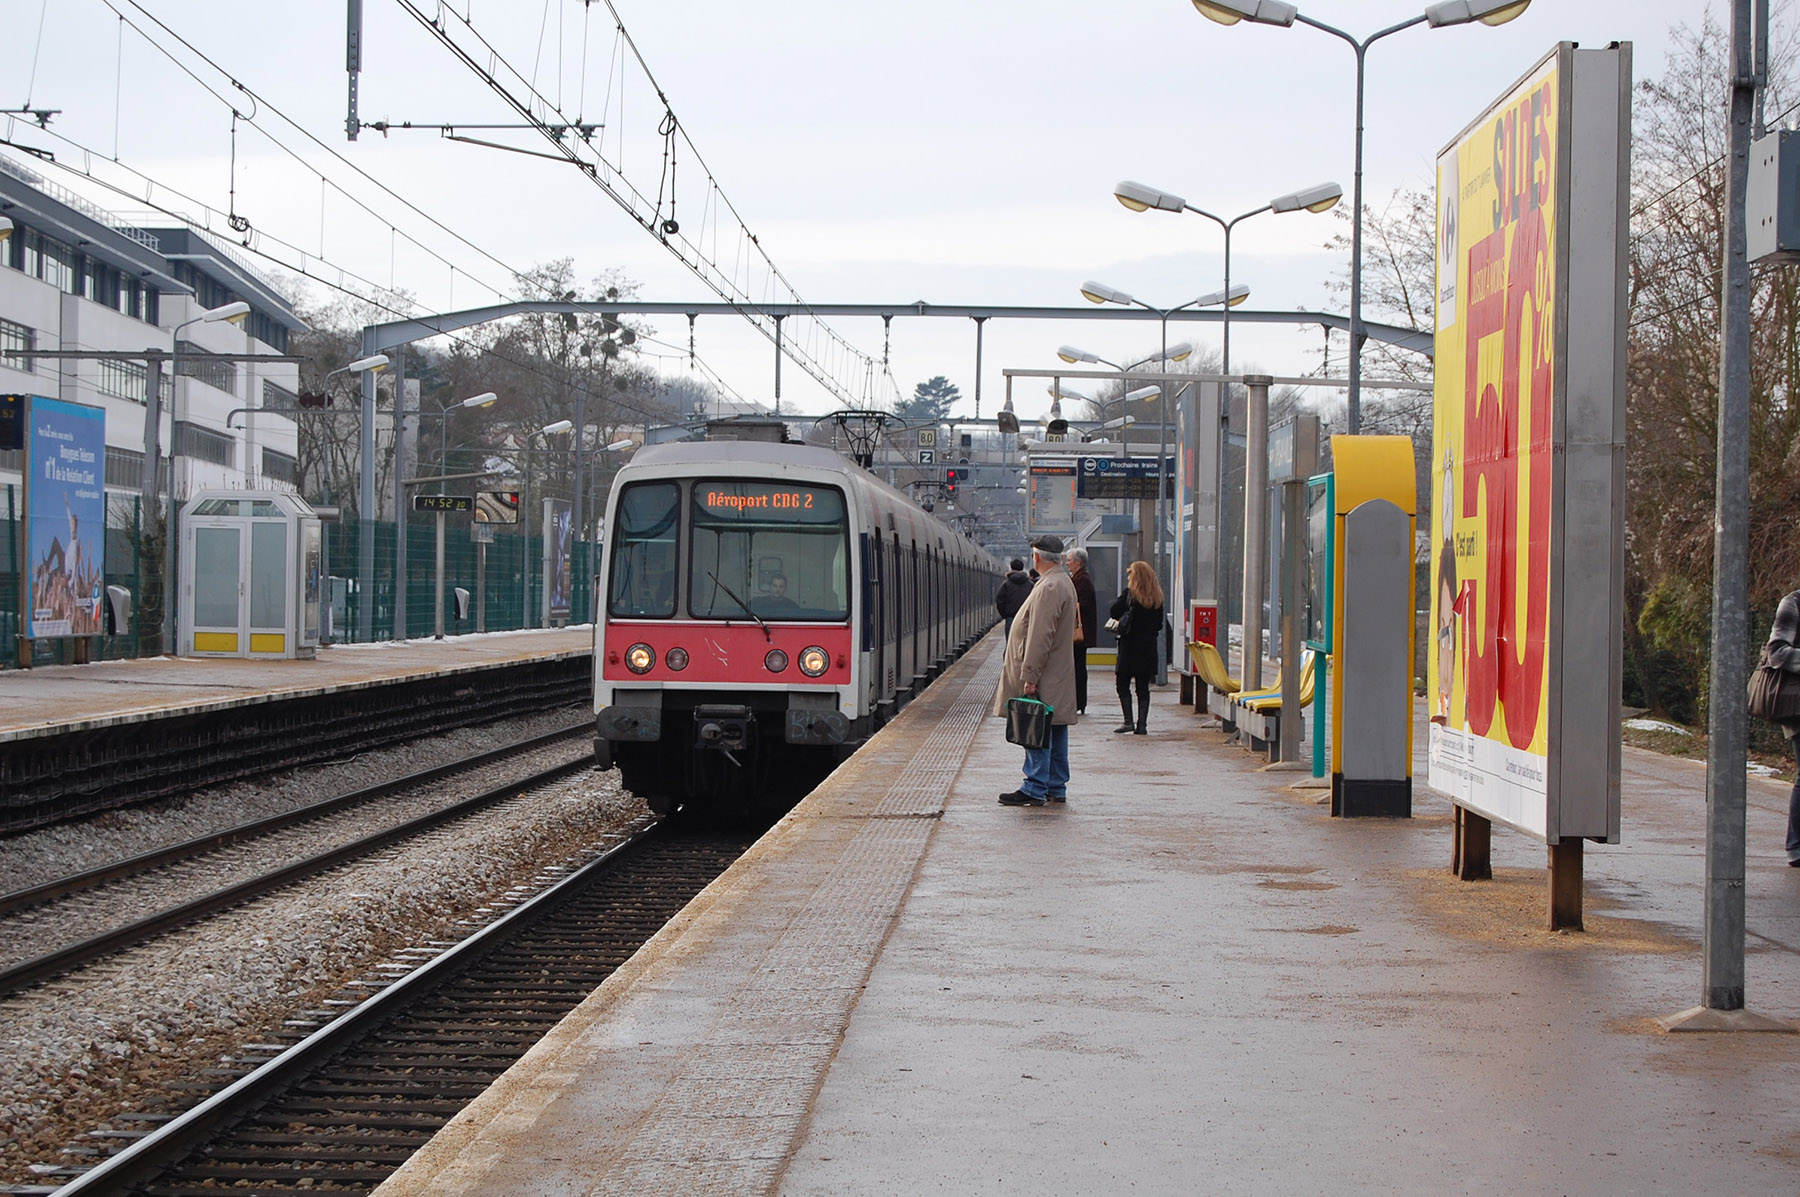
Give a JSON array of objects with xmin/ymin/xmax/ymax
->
[
  {"xmin": 24, "ymin": 396, "xmax": 107, "ymax": 638},
  {"xmin": 543, "ymin": 498, "xmax": 573, "ymax": 622},
  {"xmin": 1427, "ymin": 54, "xmax": 1559, "ymax": 838}
]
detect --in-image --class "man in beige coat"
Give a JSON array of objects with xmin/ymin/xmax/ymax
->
[{"xmin": 992, "ymin": 535, "xmax": 1078, "ymax": 807}]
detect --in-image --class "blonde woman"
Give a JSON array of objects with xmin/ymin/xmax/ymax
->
[{"xmin": 1108, "ymin": 560, "xmax": 1165, "ymax": 735}]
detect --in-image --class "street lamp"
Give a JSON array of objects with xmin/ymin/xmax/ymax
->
[
  {"xmin": 1078, "ymin": 281, "xmax": 1248, "ymax": 660},
  {"xmin": 437, "ymin": 390, "xmax": 497, "ymax": 475},
  {"xmin": 0, "ymin": 216, "xmax": 13, "ymax": 241},
  {"xmin": 1187, "ymin": 0, "xmax": 1530, "ymax": 429},
  {"xmin": 519, "ymin": 420, "xmax": 573, "ymax": 628},
  {"xmin": 1111, "ymin": 180, "xmax": 1338, "ymax": 376}
]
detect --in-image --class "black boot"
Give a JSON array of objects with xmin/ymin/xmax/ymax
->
[
  {"xmin": 1134, "ymin": 710, "xmax": 1148, "ymax": 735},
  {"xmin": 1114, "ymin": 692, "xmax": 1134, "ymax": 734}
]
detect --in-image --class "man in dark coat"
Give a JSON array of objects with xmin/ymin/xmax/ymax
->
[
  {"xmin": 1065, "ymin": 547, "xmax": 1098, "ymax": 715},
  {"xmin": 994, "ymin": 558, "xmax": 1033, "ymax": 638}
]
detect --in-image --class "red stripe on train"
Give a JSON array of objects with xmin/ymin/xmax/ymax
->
[{"xmin": 601, "ymin": 620, "xmax": 854, "ymax": 684}]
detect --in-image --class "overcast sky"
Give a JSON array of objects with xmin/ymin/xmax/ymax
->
[{"xmin": 4, "ymin": 0, "xmax": 1732, "ymax": 422}]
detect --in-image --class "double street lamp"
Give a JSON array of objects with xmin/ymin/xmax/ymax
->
[
  {"xmin": 1110, "ymin": 181, "xmax": 1340, "ymax": 375},
  {"xmin": 1188, "ymin": 0, "xmax": 1531, "ymax": 429}
]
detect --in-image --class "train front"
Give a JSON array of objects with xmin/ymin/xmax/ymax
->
[{"xmin": 593, "ymin": 449, "xmax": 861, "ymax": 815}]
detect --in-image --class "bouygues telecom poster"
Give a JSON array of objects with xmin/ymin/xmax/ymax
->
[
  {"xmin": 1427, "ymin": 56, "xmax": 1560, "ymax": 838},
  {"xmin": 24, "ymin": 396, "xmax": 107, "ymax": 638}
]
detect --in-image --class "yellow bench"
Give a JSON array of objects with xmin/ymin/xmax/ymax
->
[
  {"xmin": 1187, "ymin": 640, "xmax": 1240, "ymax": 718},
  {"xmin": 1231, "ymin": 651, "xmax": 1319, "ymax": 760}
]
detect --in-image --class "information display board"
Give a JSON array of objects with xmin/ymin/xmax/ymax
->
[
  {"xmin": 1076, "ymin": 456, "xmax": 1172, "ymax": 500},
  {"xmin": 1426, "ymin": 43, "xmax": 1628, "ymax": 845}
]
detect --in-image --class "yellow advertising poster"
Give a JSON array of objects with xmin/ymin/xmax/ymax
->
[{"xmin": 1428, "ymin": 53, "xmax": 1559, "ymax": 838}]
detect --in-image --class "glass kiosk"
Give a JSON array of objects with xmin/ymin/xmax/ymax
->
[{"xmin": 179, "ymin": 490, "xmax": 323, "ymax": 659}]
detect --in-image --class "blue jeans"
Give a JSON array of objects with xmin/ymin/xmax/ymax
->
[{"xmin": 1022, "ymin": 724, "xmax": 1070, "ymax": 799}]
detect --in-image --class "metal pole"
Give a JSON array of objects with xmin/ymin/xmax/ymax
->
[
  {"xmin": 1701, "ymin": 0, "xmax": 1756, "ymax": 1013},
  {"xmin": 1242, "ymin": 376, "xmax": 1271, "ymax": 690},
  {"xmin": 392, "ymin": 350, "xmax": 407, "ymax": 641},
  {"xmin": 139, "ymin": 352, "xmax": 166, "ymax": 656},
  {"xmin": 476, "ymin": 539, "xmax": 487, "ymax": 633},
  {"xmin": 357, "ymin": 368, "xmax": 376, "ymax": 641},
  {"xmin": 773, "ymin": 315, "xmax": 783, "ymax": 416},
  {"xmin": 1347, "ymin": 41, "xmax": 1367, "ymax": 434},
  {"xmin": 573, "ymin": 381, "xmax": 586, "ymax": 544},
  {"xmin": 973, "ymin": 316, "xmax": 985, "ymax": 421},
  {"xmin": 1278, "ymin": 478, "xmax": 1302, "ymax": 762},
  {"xmin": 433, "ymin": 509, "xmax": 446, "ymax": 639},
  {"xmin": 1221, "ymin": 226, "xmax": 1234, "ymax": 376},
  {"xmin": 520, "ymin": 447, "xmax": 531, "ymax": 629},
  {"xmin": 1155, "ymin": 314, "xmax": 1169, "ymax": 685}
]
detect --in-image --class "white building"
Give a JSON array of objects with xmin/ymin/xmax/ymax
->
[{"xmin": 0, "ymin": 155, "xmax": 305, "ymax": 505}]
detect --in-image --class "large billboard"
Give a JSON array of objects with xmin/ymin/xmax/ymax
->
[
  {"xmin": 23, "ymin": 396, "xmax": 107, "ymax": 638},
  {"xmin": 1426, "ymin": 44, "xmax": 1629, "ymax": 844}
]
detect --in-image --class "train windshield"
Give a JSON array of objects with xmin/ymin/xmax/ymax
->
[
  {"xmin": 608, "ymin": 481, "xmax": 679, "ymax": 618},
  {"xmin": 689, "ymin": 481, "xmax": 849, "ymax": 621}
]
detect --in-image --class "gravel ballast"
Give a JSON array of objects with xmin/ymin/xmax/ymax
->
[{"xmin": 0, "ymin": 714, "xmax": 649, "ymax": 1186}]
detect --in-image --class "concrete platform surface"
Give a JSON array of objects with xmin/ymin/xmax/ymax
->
[
  {"xmin": 378, "ymin": 634, "xmax": 1800, "ymax": 1195},
  {"xmin": 0, "ymin": 628, "xmax": 591, "ymax": 740}
]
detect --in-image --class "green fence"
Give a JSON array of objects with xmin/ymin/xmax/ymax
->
[{"xmin": 322, "ymin": 513, "xmax": 597, "ymax": 643}]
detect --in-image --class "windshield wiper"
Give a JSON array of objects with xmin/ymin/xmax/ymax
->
[{"xmin": 706, "ymin": 570, "xmax": 771, "ymax": 641}]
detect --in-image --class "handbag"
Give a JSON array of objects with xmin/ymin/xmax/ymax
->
[
  {"xmin": 1108, "ymin": 604, "xmax": 1135, "ymax": 637},
  {"xmin": 1074, "ymin": 608, "xmax": 1085, "ymax": 644},
  {"xmin": 1747, "ymin": 644, "xmax": 1800, "ymax": 722},
  {"xmin": 1005, "ymin": 696, "xmax": 1055, "ymax": 749}
]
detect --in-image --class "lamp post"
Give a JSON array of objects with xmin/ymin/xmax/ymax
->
[
  {"xmin": 437, "ymin": 391, "xmax": 497, "ymax": 476},
  {"xmin": 148, "ymin": 300, "xmax": 251, "ymax": 656},
  {"xmin": 519, "ymin": 419, "xmax": 573, "ymax": 629},
  {"xmin": 1110, "ymin": 180, "xmax": 1340, "ymax": 376},
  {"xmin": 1078, "ymin": 282, "xmax": 1247, "ymax": 681},
  {"xmin": 1188, "ymin": 0, "xmax": 1530, "ymax": 430}
]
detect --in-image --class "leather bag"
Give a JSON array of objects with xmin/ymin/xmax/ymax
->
[
  {"xmin": 1747, "ymin": 644, "xmax": 1800, "ymax": 722},
  {"xmin": 1005, "ymin": 696, "xmax": 1054, "ymax": 749}
]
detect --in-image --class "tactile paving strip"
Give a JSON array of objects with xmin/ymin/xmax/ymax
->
[{"xmin": 593, "ymin": 648, "xmax": 1001, "ymax": 1194}]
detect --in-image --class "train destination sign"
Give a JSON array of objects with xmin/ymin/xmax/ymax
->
[
  {"xmin": 696, "ymin": 481, "xmax": 844, "ymax": 524},
  {"xmin": 414, "ymin": 494, "xmax": 473, "ymax": 513}
]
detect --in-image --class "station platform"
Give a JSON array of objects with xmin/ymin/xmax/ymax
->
[
  {"xmin": 378, "ymin": 630, "xmax": 1800, "ymax": 1194},
  {"xmin": 0, "ymin": 628, "xmax": 592, "ymax": 742}
]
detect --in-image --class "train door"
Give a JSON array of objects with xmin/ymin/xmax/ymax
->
[{"xmin": 867, "ymin": 531, "xmax": 883, "ymax": 713}]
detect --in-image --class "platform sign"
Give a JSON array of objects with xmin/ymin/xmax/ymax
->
[
  {"xmin": 1076, "ymin": 456, "xmax": 1171, "ymax": 500},
  {"xmin": 543, "ymin": 498, "xmax": 573, "ymax": 623},
  {"xmin": 1426, "ymin": 43, "xmax": 1628, "ymax": 845},
  {"xmin": 22, "ymin": 396, "xmax": 106, "ymax": 638},
  {"xmin": 474, "ymin": 490, "xmax": 519, "ymax": 524}
]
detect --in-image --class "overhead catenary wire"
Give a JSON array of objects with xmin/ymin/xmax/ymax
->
[
  {"xmin": 0, "ymin": 136, "xmax": 707, "ymax": 431},
  {"xmin": 390, "ymin": 0, "xmax": 900, "ymax": 411}
]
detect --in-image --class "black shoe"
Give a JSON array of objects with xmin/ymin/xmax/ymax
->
[
  {"xmin": 1047, "ymin": 794, "xmax": 1067, "ymax": 803},
  {"xmin": 1133, "ymin": 725, "xmax": 1148, "ymax": 735},
  {"xmin": 999, "ymin": 789, "xmax": 1046, "ymax": 807},
  {"xmin": 1114, "ymin": 724, "xmax": 1134, "ymax": 734}
]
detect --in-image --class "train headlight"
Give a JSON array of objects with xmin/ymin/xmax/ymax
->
[
  {"xmin": 764, "ymin": 649, "xmax": 789, "ymax": 673},
  {"xmin": 665, "ymin": 646, "xmax": 689, "ymax": 671},
  {"xmin": 625, "ymin": 643, "xmax": 656, "ymax": 674},
  {"xmin": 798, "ymin": 646, "xmax": 830, "ymax": 677}
]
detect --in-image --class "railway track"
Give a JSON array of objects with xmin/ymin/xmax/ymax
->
[
  {"xmin": 42, "ymin": 819, "xmax": 753, "ymax": 1194},
  {"xmin": 0, "ymin": 724, "xmax": 594, "ymax": 999}
]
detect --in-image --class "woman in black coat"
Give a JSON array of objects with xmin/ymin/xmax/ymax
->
[{"xmin": 1108, "ymin": 559, "xmax": 1165, "ymax": 735}]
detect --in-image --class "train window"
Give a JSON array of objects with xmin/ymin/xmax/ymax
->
[
  {"xmin": 689, "ymin": 481, "xmax": 849, "ymax": 621},
  {"xmin": 608, "ymin": 482, "xmax": 679, "ymax": 618}
]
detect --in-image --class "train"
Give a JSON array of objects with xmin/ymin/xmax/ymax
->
[{"xmin": 591, "ymin": 432, "xmax": 1004, "ymax": 814}]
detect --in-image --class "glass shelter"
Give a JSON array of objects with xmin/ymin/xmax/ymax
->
[{"xmin": 179, "ymin": 490, "xmax": 323, "ymax": 658}]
